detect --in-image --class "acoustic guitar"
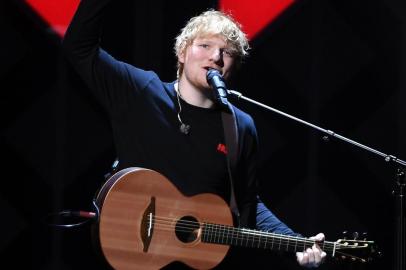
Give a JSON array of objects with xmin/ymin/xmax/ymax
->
[{"xmin": 93, "ymin": 167, "xmax": 377, "ymax": 269}]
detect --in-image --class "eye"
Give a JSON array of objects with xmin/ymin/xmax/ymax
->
[{"xmin": 199, "ymin": 44, "xmax": 210, "ymax": 49}]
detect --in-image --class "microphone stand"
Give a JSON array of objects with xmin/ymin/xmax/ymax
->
[{"xmin": 228, "ymin": 89, "xmax": 405, "ymax": 269}]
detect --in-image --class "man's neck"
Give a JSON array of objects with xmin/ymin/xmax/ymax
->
[{"xmin": 176, "ymin": 80, "xmax": 214, "ymax": 109}]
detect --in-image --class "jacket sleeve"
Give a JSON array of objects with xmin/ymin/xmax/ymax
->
[
  {"xmin": 256, "ymin": 197, "xmax": 301, "ymax": 236},
  {"xmin": 62, "ymin": 0, "xmax": 154, "ymax": 112}
]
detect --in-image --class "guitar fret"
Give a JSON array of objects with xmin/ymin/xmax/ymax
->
[
  {"xmin": 210, "ymin": 224, "xmax": 213, "ymax": 243},
  {"xmin": 220, "ymin": 224, "xmax": 224, "ymax": 244},
  {"xmin": 212, "ymin": 224, "xmax": 216, "ymax": 243},
  {"xmin": 257, "ymin": 232, "xmax": 261, "ymax": 248},
  {"xmin": 240, "ymin": 228, "xmax": 243, "ymax": 247},
  {"xmin": 224, "ymin": 227, "xmax": 229, "ymax": 245},
  {"xmin": 218, "ymin": 224, "xmax": 222, "ymax": 244},
  {"xmin": 214, "ymin": 224, "xmax": 218, "ymax": 243},
  {"xmin": 203, "ymin": 224, "xmax": 205, "ymax": 242},
  {"xmin": 219, "ymin": 224, "xmax": 223, "ymax": 244},
  {"xmin": 224, "ymin": 226, "xmax": 228, "ymax": 245},
  {"xmin": 243, "ymin": 229, "xmax": 247, "ymax": 247},
  {"xmin": 229, "ymin": 227, "xmax": 234, "ymax": 245},
  {"xmin": 224, "ymin": 225, "xmax": 228, "ymax": 244},
  {"xmin": 281, "ymin": 238, "xmax": 289, "ymax": 251},
  {"xmin": 230, "ymin": 226, "xmax": 234, "ymax": 245},
  {"xmin": 215, "ymin": 224, "xmax": 219, "ymax": 243},
  {"xmin": 217, "ymin": 225, "xmax": 220, "ymax": 243},
  {"xmin": 239, "ymin": 229, "xmax": 244, "ymax": 246},
  {"xmin": 207, "ymin": 224, "xmax": 210, "ymax": 242},
  {"xmin": 213, "ymin": 224, "xmax": 217, "ymax": 243},
  {"xmin": 238, "ymin": 229, "xmax": 242, "ymax": 246},
  {"xmin": 294, "ymin": 237, "xmax": 298, "ymax": 252},
  {"xmin": 209, "ymin": 223, "xmax": 213, "ymax": 243},
  {"xmin": 204, "ymin": 223, "xmax": 208, "ymax": 242},
  {"xmin": 228, "ymin": 227, "xmax": 232, "ymax": 245}
]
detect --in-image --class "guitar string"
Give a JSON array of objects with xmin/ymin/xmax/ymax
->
[
  {"xmin": 147, "ymin": 223, "xmax": 367, "ymax": 256},
  {"xmin": 153, "ymin": 225, "xmax": 333, "ymax": 251},
  {"xmin": 151, "ymin": 214, "xmax": 371, "ymax": 247},
  {"xmin": 151, "ymin": 214, "xmax": 297, "ymax": 240},
  {"xmin": 152, "ymin": 215, "xmax": 330, "ymax": 246},
  {"xmin": 150, "ymin": 215, "xmax": 336, "ymax": 247},
  {"xmin": 147, "ymin": 223, "xmax": 369, "ymax": 259},
  {"xmin": 149, "ymin": 217, "xmax": 338, "ymax": 251},
  {"xmin": 134, "ymin": 213, "xmax": 369, "ymax": 256}
]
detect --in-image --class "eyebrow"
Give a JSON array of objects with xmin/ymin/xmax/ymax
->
[
  {"xmin": 195, "ymin": 39, "xmax": 215, "ymax": 43},
  {"xmin": 195, "ymin": 38, "xmax": 230, "ymax": 48}
]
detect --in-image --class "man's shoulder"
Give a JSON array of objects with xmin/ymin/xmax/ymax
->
[{"xmin": 231, "ymin": 104, "xmax": 255, "ymax": 129}]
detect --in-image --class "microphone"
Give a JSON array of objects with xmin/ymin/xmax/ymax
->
[{"xmin": 206, "ymin": 69, "xmax": 228, "ymax": 109}]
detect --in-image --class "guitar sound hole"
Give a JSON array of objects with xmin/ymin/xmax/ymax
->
[{"xmin": 175, "ymin": 216, "xmax": 200, "ymax": 243}]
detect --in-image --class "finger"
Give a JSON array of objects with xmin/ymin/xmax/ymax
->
[
  {"xmin": 316, "ymin": 233, "xmax": 325, "ymax": 241},
  {"xmin": 296, "ymin": 252, "xmax": 304, "ymax": 263},
  {"xmin": 312, "ymin": 245, "xmax": 322, "ymax": 265},
  {"xmin": 296, "ymin": 252, "xmax": 309, "ymax": 266},
  {"xmin": 309, "ymin": 233, "xmax": 325, "ymax": 242},
  {"xmin": 320, "ymin": 250, "xmax": 327, "ymax": 263},
  {"xmin": 306, "ymin": 248, "xmax": 315, "ymax": 267}
]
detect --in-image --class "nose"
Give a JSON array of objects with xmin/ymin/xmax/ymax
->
[{"xmin": 210, "ymin": 48, "xmax": 224, "ymax": 66}]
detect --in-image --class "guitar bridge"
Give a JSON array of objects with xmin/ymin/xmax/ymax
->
[{"xmin": 140, "ymin": 197, "xmax": 155, "ymax": 252}]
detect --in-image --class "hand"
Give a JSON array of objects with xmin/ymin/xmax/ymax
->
[{"xmin": 296, "ymin": 233, "xmax": 327, "ymax": 268}]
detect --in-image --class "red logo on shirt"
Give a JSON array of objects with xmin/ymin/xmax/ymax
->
[{"xmin": 217, "ymin": 143, "xmax": 228, "ymax": 155}]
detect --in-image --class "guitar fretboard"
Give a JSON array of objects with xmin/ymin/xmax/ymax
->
[{"xmin": 201, "ymin": 223, "xmax": 336, "ymax": 255}]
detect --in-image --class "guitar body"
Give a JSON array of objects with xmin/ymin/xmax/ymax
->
[{"xmin": 94, "ymin": 167, "xmax": 233, "ymax": 270}]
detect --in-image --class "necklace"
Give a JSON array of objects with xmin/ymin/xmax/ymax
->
[{"xmin": 174, "ymin": 82, "xmax": 191, "ymax": 135}]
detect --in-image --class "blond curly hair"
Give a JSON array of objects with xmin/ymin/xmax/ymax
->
[{"xmin": 174, "ymin": 10, "xmax": 250, "ymax": 78}]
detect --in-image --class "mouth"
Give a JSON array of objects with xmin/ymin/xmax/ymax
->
[{"xmin": 204, "ymin": 67, "xmax": 222, "ymax": 74}]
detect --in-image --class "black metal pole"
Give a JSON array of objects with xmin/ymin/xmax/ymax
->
[{"xmin": 394, "ymin": 169, "xmax": 405, "ymax": 270}]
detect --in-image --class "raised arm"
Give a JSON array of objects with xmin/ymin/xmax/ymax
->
[{"xmin": 62, "ymin": 0, "xmax": 153, "ymax": 111}]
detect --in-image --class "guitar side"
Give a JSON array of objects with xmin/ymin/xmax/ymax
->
[{"xmin": 94, "ymin": 167, "xmax": 233, "ymax": 270}]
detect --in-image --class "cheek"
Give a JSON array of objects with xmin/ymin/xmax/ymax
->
[
  {"xmin": 225, "ymin": 57, "xmax": 235, "ymax": 67},
  {"xmin": 223, "ymin": 60, "xmax": 235, "ymax": 76},
  {"xmin": 189, "ymin": 47, "xmax": 207, "ymax": 60}
]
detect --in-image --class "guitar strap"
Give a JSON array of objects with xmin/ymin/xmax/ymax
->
[{"xmin": 221, "ymin": 104, "xmax": 241, "ymax": 225}]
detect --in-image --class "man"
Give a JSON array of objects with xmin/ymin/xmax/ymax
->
[{"xmin": 63, "ymin": 0, "xmax": 326, "ymax": 268}]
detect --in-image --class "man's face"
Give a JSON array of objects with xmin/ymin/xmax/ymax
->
[{"xmin": 178, "ymin": 34, "xmax": 236, "ymax": 91}]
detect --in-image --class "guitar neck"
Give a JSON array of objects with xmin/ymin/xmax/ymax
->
[{"xmin": 201, "ymin": 223, "xmax": 337, "ymax": 256}]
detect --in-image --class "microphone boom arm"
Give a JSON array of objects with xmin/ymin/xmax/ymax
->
[{"xmin": 227, "ymin": 89, "xmax": 406, "ymax": 167}]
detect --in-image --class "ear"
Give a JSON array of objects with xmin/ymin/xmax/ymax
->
[{"xmin": 178, "ymin": 48, "xmax": 186, "ymax": 64}]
